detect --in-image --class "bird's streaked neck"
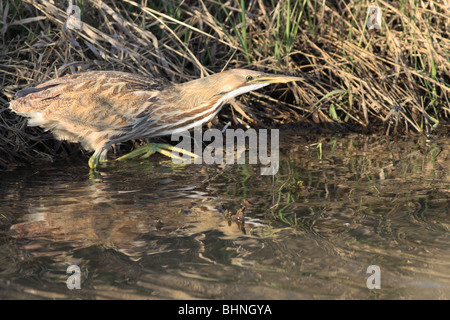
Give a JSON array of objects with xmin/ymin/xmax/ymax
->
[
  {"xmin": 218, "ymin": 83, "xmax": 268, "ymax": 102},
  {"xmin": 174, "ymin": 78, "xmax": 268, "ymax": 109}
]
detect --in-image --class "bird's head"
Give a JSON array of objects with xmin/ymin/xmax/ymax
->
[{"xmin": 175, "ymin": 69, "xmax": 302, "ymax": 107}]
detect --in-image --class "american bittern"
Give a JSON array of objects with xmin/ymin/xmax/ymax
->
[{"xmin": 10, "ymin": 69, "xmax": 301, "ymax": 169}]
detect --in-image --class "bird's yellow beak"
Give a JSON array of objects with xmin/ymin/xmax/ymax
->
[{"xmin": 247, "ymin": 73, "xmax": 302, "ymax": 85}]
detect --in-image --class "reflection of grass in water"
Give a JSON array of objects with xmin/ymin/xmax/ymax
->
[
  {"xmin": 216, "ymin": 135, "xmax": 448, "ymax": 232},
  {"xmin": 94, "ymin": 135, "xmax": 448, "ymax": 234}
]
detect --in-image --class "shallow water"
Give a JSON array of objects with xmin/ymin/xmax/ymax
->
[{"xmin": 0, "ymin": 133, "xmax": 449, "ymax": 299}]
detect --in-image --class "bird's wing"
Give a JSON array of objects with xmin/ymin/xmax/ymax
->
[{"xmin": 10, "ymin": 71, "xmax": 171, "ymax": 133}]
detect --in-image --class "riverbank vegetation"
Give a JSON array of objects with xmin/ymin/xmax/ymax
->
[{"xmin": 0, "ymin": 0, "xmax": 448, "ymax": 168}]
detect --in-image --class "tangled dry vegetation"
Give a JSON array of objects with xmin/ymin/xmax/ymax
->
[{"xmin": 0, "ymin": 0, "xmax": 449, "ymax": 168}]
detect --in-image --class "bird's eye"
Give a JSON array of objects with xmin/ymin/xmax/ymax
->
[{"xmin": 246, "ymin": 75, "xmax": 254, "ymax": 82}]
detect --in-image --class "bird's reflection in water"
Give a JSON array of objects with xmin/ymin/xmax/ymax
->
[{"xmin": 9, "ymin": 160, "xmax": 259, "ymax": 260}]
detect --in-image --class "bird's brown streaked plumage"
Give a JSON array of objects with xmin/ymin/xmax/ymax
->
[{"xmin": 9, "ymin": 69, "xmax": 301, "ymax": 168}]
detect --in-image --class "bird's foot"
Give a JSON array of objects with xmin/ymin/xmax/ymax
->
[
  {"xmin": 88, "ymin": 151, "xmax": 108, "ymax": 169},
  {"xmin": 115, "ymin": 143, "xmax": 198, "ymax": 162},
  {"xmin": 88, "ymin": 155, "xmax": 99, "ymax": 169}
]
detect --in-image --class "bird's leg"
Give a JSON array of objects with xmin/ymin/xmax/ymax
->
[
  {"xmin": 116, "ymin": 142, "xmax": 198, "ymax": 162},
  {"xmin": 88, "ymin": 153, "xmax": 100, "ymax": 169},
  {"xmin": 99, "ymin": 150, "xmax": 108, "ymax": 163},
  {"xmin": 88, "ymin": 148, "xmax": 108, "ymax": 169}
]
